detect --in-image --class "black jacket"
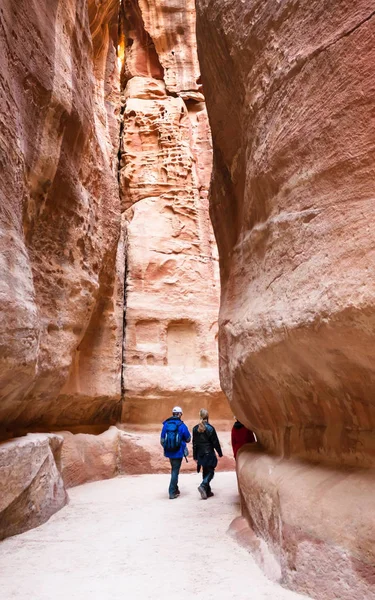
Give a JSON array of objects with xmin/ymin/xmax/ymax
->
[{"xmin": 192, "ymin": 423, "xmax": 223, "ymax": 462}]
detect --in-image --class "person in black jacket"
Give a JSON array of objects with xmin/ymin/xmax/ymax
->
[{"xmin": 193, "ymin": 408, "xmax": 223, "ymax": 499}]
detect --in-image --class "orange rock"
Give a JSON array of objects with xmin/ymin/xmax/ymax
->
[
  {"xmin": 0, "ymin": 0, "xmax": 122, "ymax": 432},
  {"xmin": 59, "ymin": 428, "xmax": 120, "ymax": 489}
]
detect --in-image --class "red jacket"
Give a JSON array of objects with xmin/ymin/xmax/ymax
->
[{"xmin": 231, "ymin": 422, "xmax": 256, "ymax": 459}]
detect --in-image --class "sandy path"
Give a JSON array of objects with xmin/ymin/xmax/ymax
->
[{"xmin": 0, "ymin": 472, "xmax": 310, "ymax": 600}]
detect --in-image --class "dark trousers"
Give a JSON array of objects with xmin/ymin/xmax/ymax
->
[
  {"xmin": 202, "ymin": 466, "xmax": 215, "ymax": 491},
  {"xmin": 169, "ymin": 458, "xmax": 182, "ymax": 497}
]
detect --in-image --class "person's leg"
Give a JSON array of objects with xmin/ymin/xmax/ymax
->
[
  {"xmin": 169, "ymin": 458, "xmax": 182, "ymax": 498},
  {"xmin": 198, "ymin": 466, "xmax": 210, "ymax": 499},
  {"xmin": 174, "ymin": 458, "xmax": 182, "ymax": 495},
  {"xmin": 201, "ymin": 466, "xmax": 209, "ymax": 488},
  {"xmin": 202, "ymin": 467, "xmax": 215, "ymax": 496},
  {"xmin": 206, "ymin": 469, "xmax": 215, "ymax": 496}
]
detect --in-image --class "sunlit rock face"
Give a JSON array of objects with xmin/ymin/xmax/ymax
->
[
  {"xmin": 0, "ymin": 0, "xmax": 122, "ymax": 433},
  {"xmin": 119, "ymin": 0, "xmax": 231, "ymax": 425},
  {"xmin": 195, "ymin": 0, "xmax": 375, "ymax": 597}
]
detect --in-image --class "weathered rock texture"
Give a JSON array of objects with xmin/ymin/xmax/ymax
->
[
  {"xmin": 119, "ymin": 0, "xmax": 231, "ymax": 425},
  {"xmin": 195, "ymin": 0, "xmax": 375, "ymax": 598},
  {"xmin": 0, "ymin": 434, "xmax": 67, "ymax": 539},
  {"xmin": 0, "ymin": 0, "xmax": 122, "ymax": 434}
]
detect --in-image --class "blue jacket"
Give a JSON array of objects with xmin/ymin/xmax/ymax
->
[{"xmin": 160, "ymin": 417, "xmax": 191, "ymax": 459}]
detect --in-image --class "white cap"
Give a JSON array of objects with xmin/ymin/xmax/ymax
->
[{"xmin": 172, "ymin": 406, "xmax": 183, "ymax": 414}]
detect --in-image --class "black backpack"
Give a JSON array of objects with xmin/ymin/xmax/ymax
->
[{"xmin": 163, "ymin": 419, "xmax": 182, "ymax": 452}]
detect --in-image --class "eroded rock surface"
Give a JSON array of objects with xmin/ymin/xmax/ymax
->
[
  {"xmin": 119, "ymin": 0, "xmax": 231, "ymax": 424},
  {"xmin": 0, "ymin": 0, "xmax": 122, "ymax": 433},
  {"xmin": 0, "ymin": 434, "xmax": 67, "ymax": 539},
  {"xmin": 195, "ymin": 0, "xmax": 375, "ymax": 597}
]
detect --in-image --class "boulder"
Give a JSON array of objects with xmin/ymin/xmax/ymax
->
[
  {"xmin": 59, "ymin": 428, "xmax": 119, "ymax": 489},
  {"xmin": 0, "ymin": 434, "xmax": 67, "ymax": 540}
]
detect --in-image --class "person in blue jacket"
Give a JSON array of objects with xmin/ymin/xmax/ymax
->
[{"xmin": 160, "ymin": 406, "xmax": 191, "ymax": 499}]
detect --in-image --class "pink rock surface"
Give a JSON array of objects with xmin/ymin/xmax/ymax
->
[
  {"xmin": 0, "ymin": 0, "xmax": 122, "ymax": 433},
  {"xmin": 237, "ymin": 449, "xmax": 375, "ymax": 600},
  {"xmin": 0, "ymin": 434, "xmax": 67, "ymax": 539},
  {"xmin": 119, "ymin": 1, "xmax": 232, "ymax": 426},
  {"xmin": 195, "ymin": 0, "xmax": 375, "ymax": 597}
]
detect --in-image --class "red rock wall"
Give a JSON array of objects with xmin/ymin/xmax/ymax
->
[
  {"xmin": 0, "ymin": 0, "xmax": 122, "ymax": 433},
  {"xmin": 195, "ymin": 0, "xmax": 375, "ymax": 597},
  {"xmin": 119, "ymin": 0, "xmax": 232, "ymax": 425}
]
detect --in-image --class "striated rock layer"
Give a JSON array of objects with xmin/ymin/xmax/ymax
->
[
  {"xmin": 195, "ymin": 0, "xmax": 375, "ymax": 598},
  {"xmin": 0, "ymin": 0, "xmax": 122, "ymax": 434},
  {"xmin": 119, "ymin": 0, "xmax": 232, "ymax": 425}
]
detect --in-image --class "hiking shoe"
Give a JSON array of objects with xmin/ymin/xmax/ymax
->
[
  {"xmin": 198, "ymin": 485, "xmax": 207, "ymax": 500},
  {"xmin": 207, "ymin": 491, "xmax": 214, "ymax": 498}
]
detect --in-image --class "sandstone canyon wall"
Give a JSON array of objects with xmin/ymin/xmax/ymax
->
[
  {"xmin": 195, "ymin": 1, "xmax": 375, "ymax": 598},
  {"xmin": 0, "ymin": 0, "xmax": 122, "ymax": 434},
  {"xmin": 118, "ymin": 0, "xmax": 231, "ymax": 426}
]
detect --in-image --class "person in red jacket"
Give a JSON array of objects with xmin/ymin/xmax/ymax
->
[{"xmin": 231, "ymin": 418, "xmax": 256, "ymax": 459}]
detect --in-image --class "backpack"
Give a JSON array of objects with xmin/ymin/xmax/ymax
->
[{"xmin": 163, "ymin": 419, "xmax": 182, "ymax": 452}]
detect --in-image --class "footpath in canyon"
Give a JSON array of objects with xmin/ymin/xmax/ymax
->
[
  {"xmin": 1, "ymin": 1, "xmax": 375, "ymax": 599},
  {"xmin": 0, "ymin": 472, "xmax": 310, "ymax": 600}
]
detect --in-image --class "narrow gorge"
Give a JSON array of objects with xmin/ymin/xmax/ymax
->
[
  {"xmin": 1, "ymin": 2, "xmax": 374, "ymax": 599},
  {"xmin": 0, "ymin": 0, "xmax": 232, "ymax": 530}
]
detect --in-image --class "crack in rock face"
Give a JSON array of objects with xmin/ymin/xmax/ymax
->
[{"xmin": 118, "ymin": 0, "xmax": 232, "ymax": 426}]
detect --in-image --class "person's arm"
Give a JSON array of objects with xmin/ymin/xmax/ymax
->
[
  {"xmin": 211, "ymin": 426, "xmax": 223, "ymax": 457},
  {"xmin": 160, "ymin": 424, "xmax": 166, "ymax": 447},
  {"xmin": 192, "ymin": 427, "xmax": 197, "ymax": 460},
  {"xmin": 182, "ymin": 423, "xmax": 191, "ymax": 443},
  {"xmin": 231, "ymin": 427, "xmax": 235, "ymax": 453}
]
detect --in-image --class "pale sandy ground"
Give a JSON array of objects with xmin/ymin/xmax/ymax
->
[{"xmin": 0, "ymin": 472, "xmax": 311, "ymax": 600}]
